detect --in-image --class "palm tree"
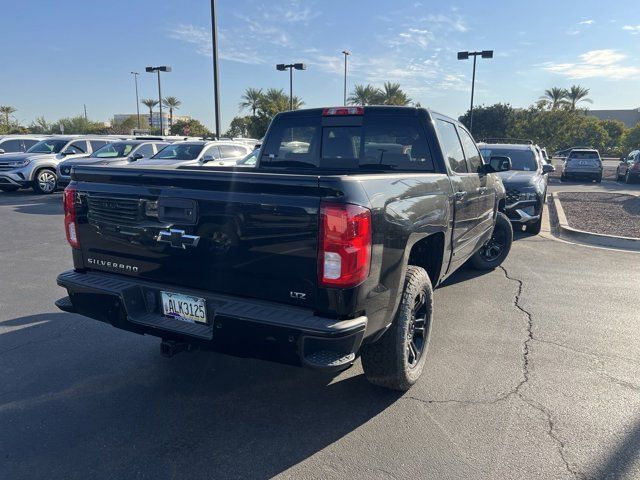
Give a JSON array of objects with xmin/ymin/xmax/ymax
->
[
  {"xmin": 0, "ymin": 105, "xmax": 16, "ymax": 125},
  {"xmin": 239, "ymin": 88, "xmax": 263, "ymax": 116},
  {"xmin": 141, "ymin": 98, "xmax": 159, "ymax": 129},
  {"xmin": 566, "ymin": 85, "xmax": 592, "ymax": 110},
  {"xmin": 162, "ymin": 96, "xmax": 182, "ymax": 129},
  {"xmin": 379, "ymin": 82, "xmax": 412, "ymax": 106},
  {"xmin": 540, "ymin": 87, "xmax": 568, "ymax": 110},
  {"xmin": 291, "ymin": 96, "xmax": 304, "ymax": 110},
  {"xmin": 347, "ymin": 84, "xmax": 381, "ymax": 106}
]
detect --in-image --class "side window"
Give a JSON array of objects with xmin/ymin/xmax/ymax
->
[
  {"xmin": 261, "ymin": 118, "xmax": 320, "ymax": 168},
  {"xmin": 0, "ymin": 139, "xmax": 23, "ymax": 152},
  {"xmin": 89, "ymin": 140, "xmax": 108, "ymax": 151},
  {"xmin": 220, "ymin": 145, "xmax": 245, "ymax": 158},
  {"xmin": 67, "ymin": 141, "xmax": 87, "ymax": 153},
  {"xmin": 134, "ymin": 144, "xmax": 155, "ymax": 158},
  {"xmin": 434, "ymin": 119, "xmax": 467, "ymax": 174},
  {"xmin": 457, "ymin": 128, "xmax": 483, "ymax": 174},
  {"xmin": 203, "ymin": 145, "xmax": 220, "ymax": 159},
  {"xmin": 22, "ymin": 139, "xmax": 39, "ymax": 151}
]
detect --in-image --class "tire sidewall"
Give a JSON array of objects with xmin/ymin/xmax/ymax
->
[
  {"xmin": 471, "ymin": 212, "xmax": 513, "ymax": 270},
  {"xmin": 33, "ymin": 169, "xmax": 57, "ymax": 194}
]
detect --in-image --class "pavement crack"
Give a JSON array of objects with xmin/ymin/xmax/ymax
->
[
  {"xmin": 499, "ymin": 265, "xmax": 583, "ymax": 479},
  {"xmin": 498, "ymin": 265, "xmax": 533, "ymax": 394}
]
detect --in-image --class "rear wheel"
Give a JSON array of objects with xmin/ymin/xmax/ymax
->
[
  {"xmin": 471, "ymin": 212, "xmax": 513, "ymax": 270},
  {"xmin": 33, "ymin": 169, "xmax": 57, "ymax": 194},
  {"xmin": 625, "ymin": 172, "xmax": 631, "ymax": 184},
  {"xmin": 361, "ymin": 266, "xmax": 433, "ymax": 391}
]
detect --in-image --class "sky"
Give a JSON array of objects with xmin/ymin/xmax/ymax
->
[{"xmin": 2, "ymin": 0, "xmax": 640, "ymax": 132}]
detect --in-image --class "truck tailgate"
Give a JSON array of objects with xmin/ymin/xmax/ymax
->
[{"xmin": 72, "ymin": 167, "xmax": 322, "ymax": 308}]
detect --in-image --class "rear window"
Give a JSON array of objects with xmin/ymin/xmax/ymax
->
[
  {"xmin": 568, "ymin": 151, "xmax": 600, "ymax": 160},
  {"xmin": 261, "ymin": 115, "xmax": 434, "ymax": 171},
  {"xmin": 479, "ymin": 148, "xmax": 537, "ymax": 171}
]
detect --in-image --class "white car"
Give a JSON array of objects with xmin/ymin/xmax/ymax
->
[{"xmin": 132, "ymin": 141, "xmax": 254, "ymax": 167}]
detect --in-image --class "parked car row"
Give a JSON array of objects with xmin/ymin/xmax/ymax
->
[
  {"xmin": 616, "ymin": 150, "xmax": 640, "ymax": 184},
  {"xmin": 0, "ymin": 135, "xmax": 258, "ymax": 194}
]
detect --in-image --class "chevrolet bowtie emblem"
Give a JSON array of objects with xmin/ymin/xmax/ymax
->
[{"xmin": 156, "ymin": 229, "xmax": 200, "ymax": 249}]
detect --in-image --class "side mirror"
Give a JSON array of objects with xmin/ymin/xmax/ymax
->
[
  {"xmin": 0, "ymin": 149, "xmax": 5, "ymax": 154},
  {"xmin": 201, "ymin": 154, "xmax": 215, "ymax": 163},
  {"xmin": 129, "ymin": 153, "xmax": 144, "ymax": 161},
  {"xmin": 61, "ymin": 149, "xmax": 76, "ymax": 156},
  {"xmin": 483, "ymin": 155, "xmax": 511, "ymax": 173},
  {"xmin": 542, "ymin": 163, "xmax": 555, "ymax": 174}
]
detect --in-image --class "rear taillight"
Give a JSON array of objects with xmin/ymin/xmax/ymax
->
[
  {"xmin": 63, "ymin": 186, "xmax": 80, "ymax": 248},
  {"xmin": 318, "ymin": 202, "xmax": 371, "ymax": 288},
  {"xmin": 322, "ymin": 106, "xmax": 364, "ymax": 116}
]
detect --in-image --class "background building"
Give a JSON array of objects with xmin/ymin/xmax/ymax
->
[
  {"xmin": 114, "ymin": 113, "xmax": 191, "ymax": 129},
  {"xmin": 587, "ymin": 108, "xmax": 640, "ymax": 128}
]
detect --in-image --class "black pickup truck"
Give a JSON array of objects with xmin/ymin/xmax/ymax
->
[{"xmin": 56, "ymin": 106, "xmax": 512, "ymax": 391}]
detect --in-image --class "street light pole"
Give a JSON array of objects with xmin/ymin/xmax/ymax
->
[
  {"xmin": 457, "ymin": 50, "xmax": 493, "ymax": 135},
  {"xmin": 342, "ymin": 50, "xmax": 350, "ymax": 106},
  {"xmin": 210, "ymin": 0, "xmax": 221, "ymax": 138},
  {"xmin": 145, "ymin": 66, "xmax": 172, "ymax": 135},
  {"xmin": 131, "ymin": 71, "xmax": 141, "ymax": 129},
  {"xmin": 276, "ymin": 63, "xmax": 307, "ymax": 110}
]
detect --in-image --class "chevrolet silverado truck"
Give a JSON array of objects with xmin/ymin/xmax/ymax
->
[{"xmin": 56, "ymin": 106, "xmax": 512, "ymax": 391}]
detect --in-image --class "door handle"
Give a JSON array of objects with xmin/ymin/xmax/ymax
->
[
  {"xmin": 454, "ymin": 191, "xmax": 467, "ymax": 201},
  {"xmin": 477, "ymin": 187, "xmax": 488, "ymax": 194}
]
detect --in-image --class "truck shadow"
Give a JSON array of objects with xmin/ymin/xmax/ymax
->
[
  {"xmin": 0, "ymin": 190, "xmax": 62, "ymax": 215},
  {"xmin": 0, "ymin": 313, "xmax": 401, "ymax": 479}
]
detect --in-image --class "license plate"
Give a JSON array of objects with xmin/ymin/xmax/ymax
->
[{"xmin": 161, "ymin": 291, "xmax": 207, "ymax": 324}]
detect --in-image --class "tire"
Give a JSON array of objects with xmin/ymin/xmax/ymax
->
[
  {"xmin": 470, "ymin": 212, "xmax": 513, "ymax": 270},
  {"xmin": 32, "ymin": 169, "xmax": 58, "ymax": 194},
  {"xmin": 625, "ymin": 172, "xmax": 631, "ymax": 184},
  {"xmin": 361, "ymin": 266, "xmax": 433, "ymax": 391},
  {"xmin": 595, "ymin": 175, "xmax": 602, "ymax": 183},
  {"xmin": 526, "ymin": 201, "xmax": 543, "ymax": 235},
  {"xmin": 560, "ymin": 174, "xmax": 566, "ymax": 182},
  {"xmin": 616, "ymin": 169, "xmax": 622, "ymax": 181},
  {"xmin": 0, "ymin": 186, "xmax": 19, "ymax": 192}
]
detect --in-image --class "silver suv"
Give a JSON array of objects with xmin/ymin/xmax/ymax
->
[
  {"xmin": 0, "ymin": 136, "xmax": 119, "ymax": 194},
  {"xmin": 560, "ymin": 149, "xmax": 603, "ymax": 183}
]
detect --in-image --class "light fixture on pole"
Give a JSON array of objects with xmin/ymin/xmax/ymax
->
[
  {"xmin": 130, "ymin": 71, "xmax": 141, "ymax": 129},
  {"xmin": 145, "ymin": 66, "xmax": 172, "ymax": 134},
  {"xmin": 342, "ymin": 50, "xmax": 350, "ymax": 106},
  {"xmin": 276, "ymin": 63, "xmax": 307, "ymax": 110},
  {"xmin": 457, "ymin": 50, "xmax": 493, "ymax": 135}
]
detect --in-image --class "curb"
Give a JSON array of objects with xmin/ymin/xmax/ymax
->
[{"xmin": 550, "ymin": 192, "xmax": 640, "ymax": 251}]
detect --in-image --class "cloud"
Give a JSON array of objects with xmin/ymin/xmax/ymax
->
[
  {"xmin": 424, "ymin": 13, "xmax": 468, "ymax": 32},
  {"xmin": 579, "ymin": 19, "xmax": 595, "ymax": 25},
  {"xmin": 169, "ymin": 24, "xmax": 265, "ymax": 64},
  {"xmin": 391, "ymin": 28, "xmax": 433, "ymax": 49},
  {"xmin": 542, "ymin": 49, "xmax": 639, "ymax": 80},
  {"xmin": 258, "ymin": 0, "xmax": 318, "ymax": 23},
  {"xmin": 622, "ymin": 25, "xmax": 640, "ymax": 34}
]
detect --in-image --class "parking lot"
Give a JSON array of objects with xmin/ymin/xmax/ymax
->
[{"xmin": 1, "ymin": 186, "xmax": 638, "ymax": 480}]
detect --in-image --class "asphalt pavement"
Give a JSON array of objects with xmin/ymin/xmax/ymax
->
[{"xmin": 0, "ymin": 190, "xmax": 639, "ymax": 480}]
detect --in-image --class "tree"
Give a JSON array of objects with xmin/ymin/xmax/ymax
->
[
  {"xmin": 0, "ymin": 105, "xmax": 16, "ymax": 125},
  {"xmin": 378, "ymin": 82, "xmax": 411, "ymax": 106},
  {"xmin": 458, "ymin": 103, "xmax": 516, "ymax": 141},
  {"xmin": 28, "ymin": 117, "xmax": 52, "ymax": 134},
  {"xmin": 224, "ymin": 116, "xmax": 252, "ymax": 138},
  {"xmin": 239, "ymin": 88, "xmax": 263, "ymax": 116},
  {"xmin": 566, "ymin": 85, "xmax": 592, "ymax": 110},
  {"xmin": 162, "ymin": 96, "xmax": 182, "ymax": 129},
  {"xmin": 56, "ymin": 116, "xmax": 107, "ymax": 135},
  {"xmin": 170, "ymin": 118, "xmax": 210, "ymax": 137},
  {"xmin": 110, "ymin": 115, "xmax": 149, "ymax": 135},
  {"xmin": 622, "ymin": 123, "xmax": 640, "ymax": 153},
  {"xmin": 347, "ymin": 84, "xmax": 381, "ymax": 105},
  {"xmin": 540, "ymin": 87, "xmax": 568, "ymax": 110},
  {"xmin": 141, "ymin": 98, "xmax": 159, "ymax": 130},
  {"xmin": 600, "ymin": 119, "xmax": 626, "ymax": 155}
]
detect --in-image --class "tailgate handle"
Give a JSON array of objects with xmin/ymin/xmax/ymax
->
[{"xmin": 157, "ymin": 198, "xmax": 198, "ymax": 224}]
